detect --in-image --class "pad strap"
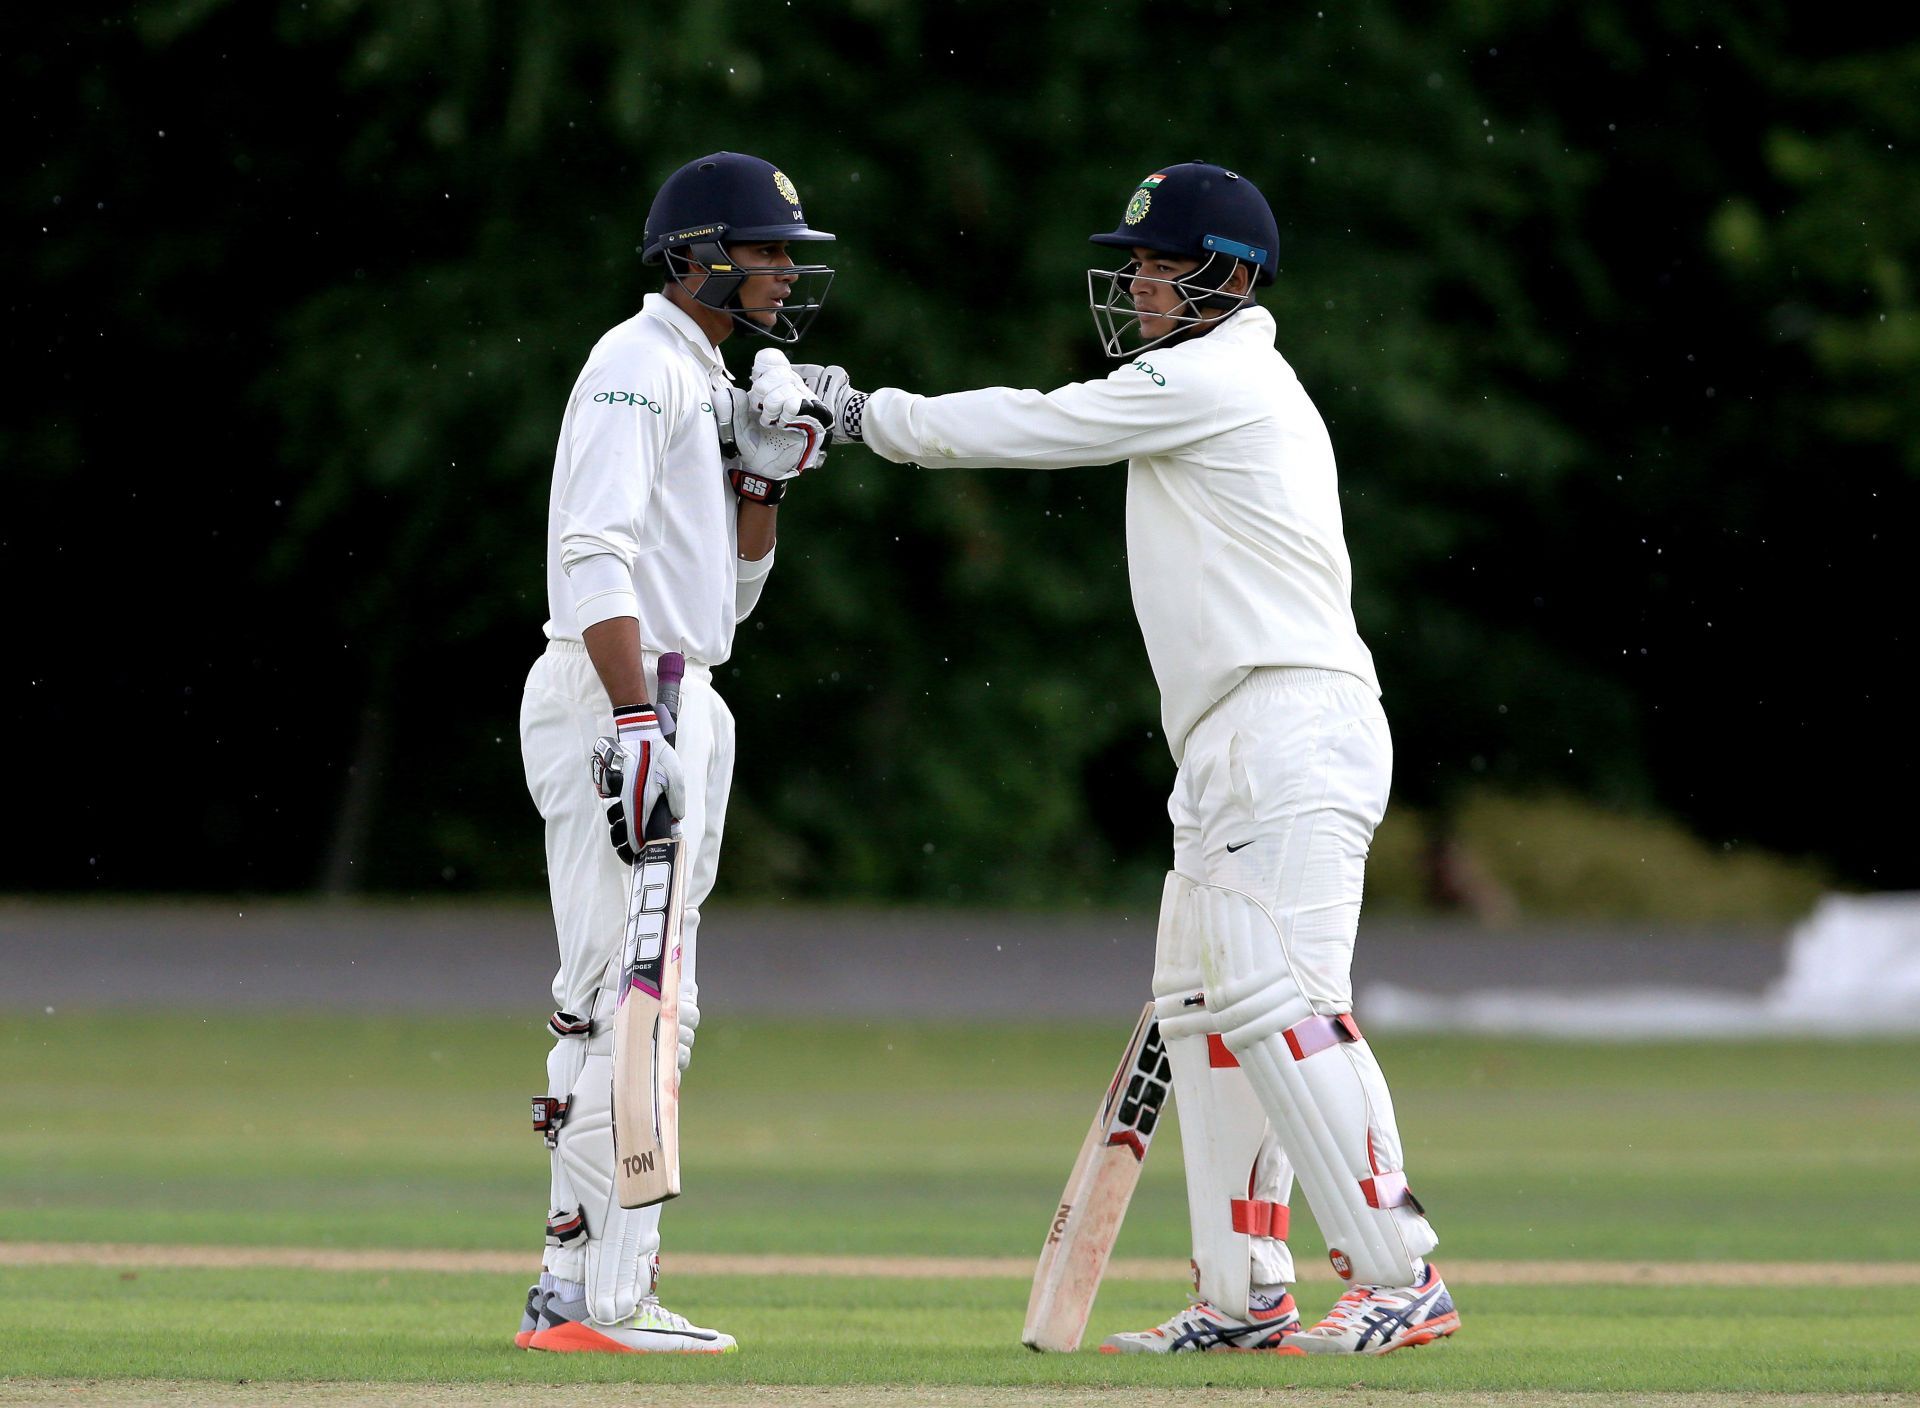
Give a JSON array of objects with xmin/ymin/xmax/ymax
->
[
  {"xmin": 1282, "ymin": 1011, "xmax": 1362, "ymax": 1060},
  {"xmin": 1360, "ymin": 1133, "xmax": 1425, "ymax": 1213},
  {"xmin": 1230, "ymin": 1198, "xmax": 1291, "ymax": 1240},
  {"xmin": 545, "ymin": 1206, "xmax": 587, "ymax": 1248},
  {"xmin": 1206, "ymin": 1033, "xmax": 1239, "ymax": 1068},
  {"xmin": 1360, "ymin": 1170, "xmax": 1417, "ymax": 1209},
  {"xmin": 548, "ymin": 1010, "xmax": 592, "ymax": 1039},
  {"xmin": 531, "ymin": 1095, "xmax": 570, "ymax": 1149}
]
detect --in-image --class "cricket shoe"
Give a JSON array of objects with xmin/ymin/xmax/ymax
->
[
  {"xmin": 526, "ymin": 1291, "xmax": 736, "ymax": 1354},
  {"xmin": 1284, "ymin": 1261, "xmax": 1459, "ymax": 1356},
  {"xmin": 513, "ymin": 1284, "xmax": 546, "ymax": 1349},
  {"xmin": 1100, "ymin": 1294, "xmax": 1303, "ymax": 1354}
]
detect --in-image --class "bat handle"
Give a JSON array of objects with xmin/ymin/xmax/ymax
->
[{"xmin": 644, "ymin": 652, "xmax": 686, "ymax": 842}]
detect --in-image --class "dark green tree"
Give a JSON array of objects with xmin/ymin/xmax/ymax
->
[{"xmin": 7, "ymin": 0, "xmax": 1912, "ymax": 898}]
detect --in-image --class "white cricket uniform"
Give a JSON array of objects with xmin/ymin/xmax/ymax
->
[
  {"xmin": 519, "ymin": 292, "xmax": 773, "ymax": 1307},
  {"xmin": 861, "ymin": 305, "xmax": 1434, "ymax": 1307}
]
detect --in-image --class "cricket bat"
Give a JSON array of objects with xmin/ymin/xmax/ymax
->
[
  {"xmin": 613, "ymin": 651, "xmax": 687, "ymax": 1209},
  {"xmin": 1022, "ymin": 1001, "xmax": 1173, "ymax": 1351}
]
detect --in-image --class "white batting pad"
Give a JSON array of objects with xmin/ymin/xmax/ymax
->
[
  {"xmin": 553, "ymin": 1023, "xmax": 664, "ymax": 1321},
  {"xmin": 1151, "ymin": 872, "xmax": 1296, "ymax": 1312},
  {"xmin": 542, "ymin": 1025, "xmax": 591, "ymax": 1273},
  {"xmin": 1197, "ymin": 882, "xmax": 1437, "ymax": 1288}
]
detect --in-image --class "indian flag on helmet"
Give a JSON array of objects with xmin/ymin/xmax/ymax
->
[{"xmin": 1124, "ymin": 174, "xmax": 1167, "ymax": 226}]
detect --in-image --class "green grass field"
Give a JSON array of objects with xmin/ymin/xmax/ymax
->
[{"xmin": 3, "ymin": 1012, "xmax": 1917, "ymax": 1403}]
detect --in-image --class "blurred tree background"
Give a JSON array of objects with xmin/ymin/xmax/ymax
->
[{"xmin": 7, "ymin": 1, "xmax": 1913, "ymax": 908}]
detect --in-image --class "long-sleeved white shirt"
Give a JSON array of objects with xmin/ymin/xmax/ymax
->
[
  {"xmin": 860, "ymin": 305, "xmax": 1378, "ymax": 764},
  {"xmin": 542, "ymin": 293, "xmax": 773, "ymax": 663}
]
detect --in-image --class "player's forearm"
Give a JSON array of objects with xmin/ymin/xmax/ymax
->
[
  {"xmin": 736, "ymin": 500, "xmax": 778, "ymax": 561},
  {"xmin": 582, "ymin": 616, "xmax": 650, "ymax": 706}
]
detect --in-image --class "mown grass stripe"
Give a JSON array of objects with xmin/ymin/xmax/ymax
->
[{"xmin": 2, "ymin": 1242, "xmax": 1915, "ymax": 1286}]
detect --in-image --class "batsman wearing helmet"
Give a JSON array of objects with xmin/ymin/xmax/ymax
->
[
  {"xmin": 758, "ymin": 162, "xmax": 1458, "ymax": 1356},
  {"xmin": 516, "ymin": 151, "xmax": 834, "ymax": 1354}
]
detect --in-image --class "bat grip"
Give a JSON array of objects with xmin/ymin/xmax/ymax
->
[{"xmin": 644, "ymin": 652, "xmax": 686, "ymax": 842}]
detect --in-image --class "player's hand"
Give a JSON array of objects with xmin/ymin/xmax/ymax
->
[
  {"xmin": 590, "ymin": 703, "xmax": 687, "ymax": 864},
  {"xmin": 786, "ymin": 361, "xmax": 868, "ymax": 442},
  {"xmin": 713, "ymin": 385, "xmax": 828, "ymax": 505}
]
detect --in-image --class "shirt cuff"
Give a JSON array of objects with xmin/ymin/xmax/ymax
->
[
  {"xmin": 856, "ymin": 387, "xmax": 916, "ymax": 463},
  {"xmin": 567, "ymin": 553, "xmax": 638, "ymax": 633}
]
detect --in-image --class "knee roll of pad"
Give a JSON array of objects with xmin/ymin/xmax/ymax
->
[{"xmin": 1196, "ymin": 882, "xmax": 1433, "ymax": 1289}]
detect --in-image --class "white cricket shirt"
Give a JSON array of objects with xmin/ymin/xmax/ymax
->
[
  {"xmin": 543, "ymin": 293, "xmax": 772, "ymax": 664},
  {"xmin": 860, "ymin": 306, "xmax": 1378, "ymax": 763}
]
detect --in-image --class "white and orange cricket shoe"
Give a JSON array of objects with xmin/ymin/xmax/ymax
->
[
  {"xmin": 1100, "ymin": 1292, "xmax": 1303, "ymax": 1354},
  {"xmin": 513, "ymin": 1284, "xmax": 545, "ymax": 1349},
  {"xmin": 1285, "ymin": 1261, "xmax": 1459, "ymax": 1355},
  {"xmin": 526, "ymin": 1291, "xmax": 736, "ymax": 1354}
]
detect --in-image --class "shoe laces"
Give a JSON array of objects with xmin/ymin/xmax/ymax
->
[
  {"xmin": 1313, "ymin": 1285, "xmax": 1379, "ymax": 1331},
  {"xmin": 1157, "ymin": 1298, "xmax": 1225, "ymax": 1331},
  {"xmin": 627, "ymin": 1298, "xmax": 695, "ymax": 1332}
]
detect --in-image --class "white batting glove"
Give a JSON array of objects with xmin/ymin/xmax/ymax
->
[
  {"xmin": 787, "ymin": 362, "xmax": 868, "ymax": 442},
  {"xmin": 677, "ymin": 989, "xmax": 701, "ymax": 1074},
  {"xmin": 589, "ymin": 703, "xmax": 687, "ymax": 865},
  {"xmin": 715, "ymin": 383, "xmax": 829, "ymax": 505},
  {"xmin": 748, "ymin": 348, "xmax": 813, "ymax": 425}
]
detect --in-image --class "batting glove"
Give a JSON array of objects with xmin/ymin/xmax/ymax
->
[
  {"xmin": 786, "ymin": 362, "xmax": 867, "ymax": 442},
  {"xmin": 677, "ymin": 988, "xmax": 701, "ymax": 1074},
  {"xmin": 714, "ymin": 382, "xmax": 829, "ymax": 506},
  {"xmin": 590, "ymin": 703, "xmax": 687, "ymax": 864}
]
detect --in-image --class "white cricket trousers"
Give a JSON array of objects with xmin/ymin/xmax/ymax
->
[
  {"xmin": 1172, "ymin": 667, "xmax": 1391, "ymax": 1007},
  {"xmin": 519, "ymin": 639, "xmax": 735, "ymax": 1293}
]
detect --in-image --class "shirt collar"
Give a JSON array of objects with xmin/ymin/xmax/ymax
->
[
  {"xmin": 642, "ymin": 291, "xmax": 727, "ymax": 372},
  {"xmin": 1213, "ymin": 303, "xmax": 1275, "ymax": 343}
]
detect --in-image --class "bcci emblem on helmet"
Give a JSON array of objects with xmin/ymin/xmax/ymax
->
[
  {"xmin": 1123, "ymin": 173, "xmax": 1166, "ymax": 227},
  {"xmin": 773, "ymin": 170, "xmax": 800, "ymax": 208}
]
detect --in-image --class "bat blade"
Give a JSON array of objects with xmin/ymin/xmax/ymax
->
[
  {"xmin": 612, "ymin": 833, "xmax": 685, "ymax": 1208},
  {"xmin": 1022, "ymin": 1002, "xmax": 1172, "ymax": 1351}
]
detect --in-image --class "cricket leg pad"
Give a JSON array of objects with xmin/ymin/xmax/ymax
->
[
  {"xmin": 1198, "ymin": 883, "xmax": 1436, "ymax": 1288},
  {"xmin": 1151, "ymin": 872, "xmax": 1295, "ymax": 1314},
  {"xmin": 552, "ymin": 1022, "xmax": 664, "ymax": 1320},
  {"xmin": 1246, "ymin": 1132, "xmax": 1298, "ymax": 1290},
  {"xmin": 538, "ymin": 1015, "xmax": 591, "ymax": 1278},
  {"xmin": 1152, "ymin": 871, "xmax": 1214, "ymax": 1045}
]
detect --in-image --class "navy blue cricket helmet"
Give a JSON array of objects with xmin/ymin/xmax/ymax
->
[
  {"xmin": 643, "ymin": 152, "xmax": 836, "ymax": 343},
  {"xmin": 1086, "ymin": 161, "xmax": 1278, "ymax": 356}
]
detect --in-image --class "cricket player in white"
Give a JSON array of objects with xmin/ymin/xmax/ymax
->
[
  {"xmin": 516, "ymin": 152, "xmax": 835, "ymax": 1354},
  {"xmin": 756, "ymin": 162, "xmax": 1460, "ymax": 1356}
]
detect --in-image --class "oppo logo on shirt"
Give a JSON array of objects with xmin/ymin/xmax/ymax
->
[
  {"xmin": 1131, "ymin": 360, "xmax": 1167, "ymax": 386},
  {"xmin": 595, "ymin": 390, "xmax": 663, "ymax": 413}
]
